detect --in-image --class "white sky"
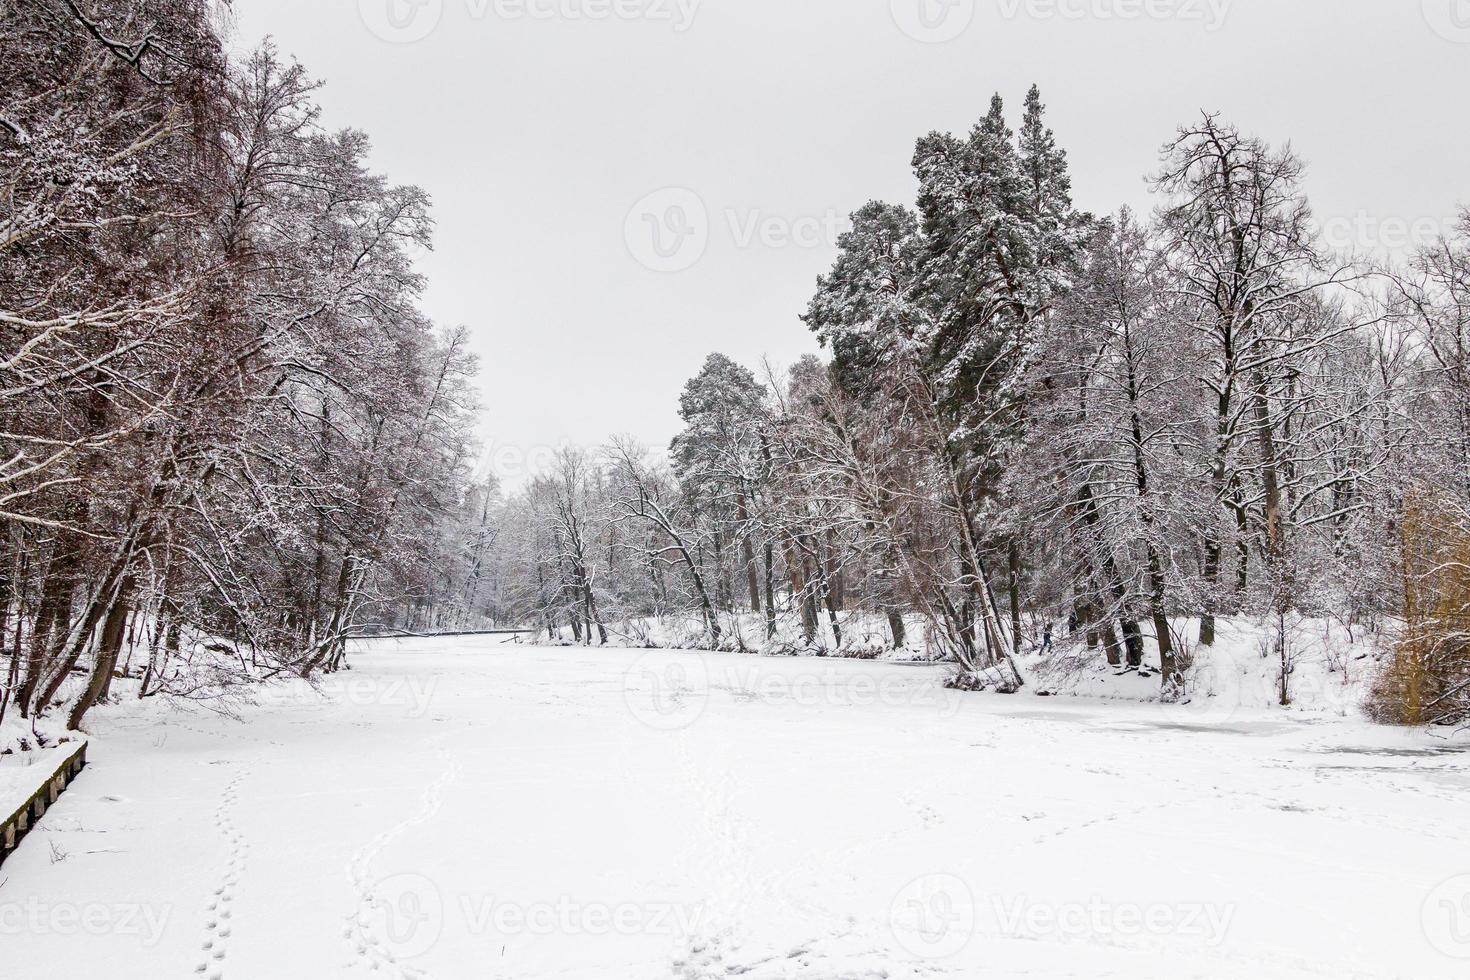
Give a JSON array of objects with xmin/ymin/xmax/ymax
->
[{"xmin": 231, "ymin": 0, "xmax": 1469, "ymax": 482}]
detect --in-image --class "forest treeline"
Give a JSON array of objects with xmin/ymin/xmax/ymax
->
[
  {"xmin": 1, "ymin": 1, "xmax": 480, "ymax": 732},
  {"xmin": 6, "ymin": 2, "xmax": 1469, "ymax": 735},
  {"xmin": 431, "ymin": 91, "xmax": 1470, "ymax": 725}
]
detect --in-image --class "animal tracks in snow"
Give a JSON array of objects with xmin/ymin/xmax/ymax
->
[
  {"xmin": 670, "ymin": 739, "xmax": 946, "ymax": 980},
  {"xmin": 194, "ymin": 764, "xmax": 252, "ymax": 980},
  {"xmin": 343, "ymin": 740, "xmax": 462, "ymax": 979}
]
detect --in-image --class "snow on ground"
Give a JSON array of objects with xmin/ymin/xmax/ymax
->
[
  {"xmin": 3, "ymin": 637, "xmax": 1469, "ymax": 979},
  {"xmin": 0, "ymin": 742, "xmax": 75, "ymax": 823},
  {"xmin": 550, "ymin": 610, "xmax": 1386, "ymax": 717},
  {"xmin": 1026, "ymin": 616, "xmax": 1381, "ymax": 718}
]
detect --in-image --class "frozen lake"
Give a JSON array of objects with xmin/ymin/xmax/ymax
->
[{"xmin": 6, "ymin": 640, "xmax": 1470, "ymax": 979}]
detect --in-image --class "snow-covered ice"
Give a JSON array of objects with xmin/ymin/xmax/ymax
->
[{"xmin": 3, "ymin": 638, "xmax": 1469, "ymax": 979}]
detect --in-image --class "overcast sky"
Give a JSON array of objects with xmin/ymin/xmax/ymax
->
[{"xmin": 231, "ymin": 0, "xmax": 1468, "ymax": 483}]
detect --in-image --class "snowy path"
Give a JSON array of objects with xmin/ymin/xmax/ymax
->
[{"xmin": 4, "ymin": 640, "xmax": 1469, "ymax": 979}]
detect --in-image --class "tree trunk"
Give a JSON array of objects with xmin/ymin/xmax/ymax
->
[
  {"xmin": 887, "ymin": 609, "xmax": 907, "ymax": 650},
  {"xmin": 19, "ymin": 552, "xmax": 74, "ymax": 717},
  {"xmin": 581, "ymin": 573, "xmax": 608, "ymax": 646},
  {"xmin": 0, "ymin": 571, "xmax": 22, "ymax": 728},
  {"xmin": 762, "ymin": 542, "xmax": 777, "ymax": 641},
  {"xmin": 67, "ymin": 588, "xmax": 132, "ymax": 730},
  {"xmin": 1252, "ymin": 373, "xmax": 1289, "ymax": 611},
  {"xmin": 1007, "ymin": 539, "xmax": 1023, "ymax": 657},
  {"xmin": 1125, "ymin": 372, "xmax": 1179, "ymax": 691},
  {"xmin": 1075, "ymin": 483, "xmax": 1145, "ymax": 668},
  {"xmin": 1201, "ymin": 377, "xmax": 1234, "ymax": 647},
  {"xmin": 784, "ymin": 538, "xmax": 817, "ymax": 646},
  {"xmin": 738, "ymin": 493, "xmax": 761, "ymax": 613}
]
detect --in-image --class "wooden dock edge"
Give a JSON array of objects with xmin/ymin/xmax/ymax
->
[{"xmin": 0, "ymin": 740, "xmax": 89, "ymax": 868}]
